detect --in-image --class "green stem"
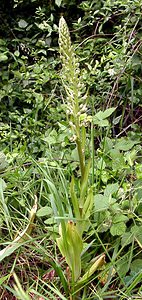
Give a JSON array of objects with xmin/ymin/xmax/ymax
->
[
  {"xmin": 91, "ymin": 121, "xmax": 94, "ymax": 186},
  {"xmin": 76, "ymin": 138, "xmax": 85, "ymax": 180},
  {"xmin": 75, "ymin": 118, "xmax": 85, "ymax": 180}
]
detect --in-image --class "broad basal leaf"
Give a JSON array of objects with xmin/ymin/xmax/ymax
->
[{"xmin": 57, "ymin": 221, "xmax": 83, "ymax": 282}]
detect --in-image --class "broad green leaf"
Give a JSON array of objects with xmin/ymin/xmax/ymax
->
[
  {"xmin": 66, "ymin": 221, "xmax": 83, "ymax": 281},
  {"xmin": 110, "ymin": 202, "xmax": 120, "ymax": 212},
  {"xmin": 122, "ymin": 200, "xmax": 130, "ymax": 210},
  {"xmin": 122, "ymin": 225, "xmax": 142, "ymax": 248},
  {"xmin": 125, "ymin": 149, "xmax": 136, "ymax": 166},
  {"xmin": 44, "ymin": 217, "xmax": 55, "ymax": 225},
  {"xmin": 116, "ymin": 254, "xmax": 130, "ymax": 276},
  {"xmin": 44, "ymin": 129, "xmax": 57, "ymax": 145},
  {"xmin": 110, "ymin": 148, "xmax": 125, "ymax": 170},
  {"xmin": 94, "ymin": 107, "xmax": 116, "ymax": 121},
  {"xmin": 100, "ymin": 107, "xmax": 116, "ymax": 118},
  {"xmin": 130, "ymin": 259, "xmax": 142, "ymax": 274},
  {"xmin": 131, "ymin": 225, "xmax": 140, "ymax": 235},
  {"xmin": 121, "ymin": 232, "xmax": 133, "ymax": 246},
  {"xmin": 37, "ymin": 206, "xmax": 52, "ymax": 217},
  {"xmin": 131, "ymin": 225, "xmax": 142, "ymax": 246},
  {"xmin": 104, "ymin": 183, "xmax": 119, "ymax": 197},
  {"xmin": 97, "ymin": 158, "xmax": 106, "ymax": 170},
  {"xmin": 101, "ymin": 170, "xmax": 110, "ymax": 184},
  {"xmin": 115, "ymin": 138, "xmax": 137, "ymax": 151},
  {"xmin": 93, "ymin": 118, "xmax": 109, "ymax": 127},
  {"xmin": 112, "ymin": 214, "xmax": 129, "ymax": 223},
  {"xmin": 0, "ymin": 54, "xmax": 8, "ymax": 62},
  {"xmin": 110, "ymin": 222, "xmax": 126, "ymax": 236},
  {"xmin": 94, "ymin": 194, "xmax": 109, "ymax": 212},
  {"xmin": 14, "ymin": 50, "xmax": 20, "ymax": 57},
  {"xmin": 57, "ymin": 221, "xmax": 83, "ymax": 282},
  {"xmin": 18, "ymin": 19, "xmax": 28, "ymax": 28}
]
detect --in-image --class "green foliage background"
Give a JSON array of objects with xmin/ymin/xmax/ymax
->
[{"xmin": 1, "ymin": 0, "xmax": 142, "ymax": 154}]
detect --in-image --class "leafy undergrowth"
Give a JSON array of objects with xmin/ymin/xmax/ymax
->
[{"xmin": 0, "ymin": 139, "xmax": 142, "ymax": 299}]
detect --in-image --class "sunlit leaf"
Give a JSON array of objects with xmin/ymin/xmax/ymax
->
[
  {"xmin": 0, "ymin": 54, "xmax": 8, "ymax": 62},
  {"xmin": 18, "ymin": 19, "xmax": 28, "ymax": 28},
  {"xmin": 55, "ymin": 0, "xmax": 62, "ymax": 7},
  {"xmin": 37, "ymin": 206, "xmax": 52, "ymax": 217}
]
